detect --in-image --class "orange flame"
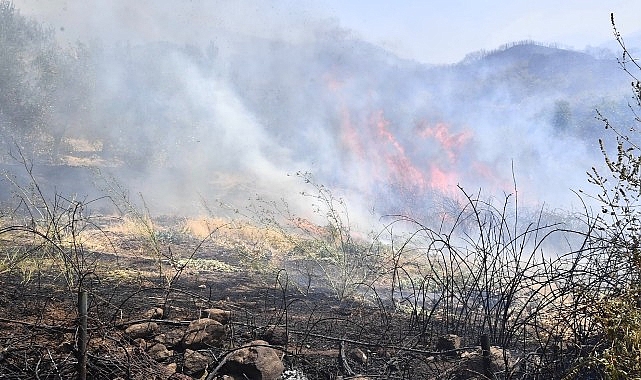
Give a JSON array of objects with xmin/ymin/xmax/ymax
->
[
  {"xmin": 326, "ymin": 69, "xmax": 509, "ymax": 199},
  {"xmin": 428, "ymin": 164, "xmax": 459, "ymax": 191},
  {"xmin": 418, "ymin": 121, "xmax": 472, "ymax": 162},
  {"xmin": 371, "ymin": 111, "xmax": 428, "ymax": 190}
]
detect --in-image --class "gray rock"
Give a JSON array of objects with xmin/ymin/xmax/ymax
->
[
  {"xmin": 164, "ymin": 362, "xmax": 177, "ymax": 376},
  {"xmin": 168, "ymin": 372, "xmax": 194, "ymax": 380},
  {"xmin": 156, "ymin": 328, "xmax": 185, "ymax": 348},
  {"xmin": 436, "ymin": 334, "xmax": 461, "ymax": 357},
  {"xmin": 348, "ymin": 348, "xmax": 368, "ymax": 364},
  {"xmin": 182, "ymin": 318, "xmax": 226, "ymax": 349},
  {"xmin": 148, "ymin": 343, "xmax": 173, "ymax": 361},
  {"xmin": 183, "ymin": 349, "xmax": 210, "ymax": 377},
  {"xmin": 449, "ymin": 346, "xmax": 514, "ymax": 379},
  {"xmin": 222, "ymin": 340, "xmax": 284, "ymax": 380},
  {"xmin": 125, "ymin": 322, "xmax": 160, "ymax": 339},
  {"xmin": 201, "ymin": 308, "xmax": 232, "ymax": 324},
  {"xmin": 143, "ymin": 307, "xmax": 164, "ymax": 319},
  {"xmin": 258, "ymin": 325, "xmax": 288, "ymax": 346}
]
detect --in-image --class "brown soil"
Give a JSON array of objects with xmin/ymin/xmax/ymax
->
[{"xmin": 0, "ymin": 217, "xmax": 456, "ymax": 380}]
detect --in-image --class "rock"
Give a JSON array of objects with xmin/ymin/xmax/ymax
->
[
  {"xmin": 143, "ymin": 307, "xmax": 164, "ymax": 319},
  {"xmin": 449, "ymin": 346, "xmax": 514, "ymax": 379},
  {"xmin": 168, "ymin": 372, "xmax": 193, "ymax": 380},
  {"xmin": 436, "ymin": 334, "xmax": 461, "ymax": 356},
  {"xmin": 348, "ymin": 348, "xmax": 368, "ymax": 364},
  {"xmin": 133, "ymin": 338, "xmax": 148, "ymax": 350},
  {"xmin": 156, "ymin": 329, "xmax": 185, "ymax": 348},
  {"xmin": 182, "ymin": 318, "xmax": 226, "ymax": 349},
  {"xmin": 148, "ymin": 343, "xmax": 174, "ymax": 362},
  {"xmin": 221, "ymin": 340, "xmax": 284, "ymax": 380},
  {"xmin": 125, "ymin": 322, "xmax": 160, "ymax": 339},
  {"xmin": 164, "ymin": 362, "xmax": 177, "ymax": 375},
  {"xmin": 201, "ymin": 308, "xmax": 232, "ymax": 324},
  {"xmin": 258, "ymin": 325, "xmax": 288, "ymax": 346},
  {"xmin": 183, "ymin": 349, "xmax": 210, "ymax": 377}
]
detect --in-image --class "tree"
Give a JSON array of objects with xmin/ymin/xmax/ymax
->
[
  {"xmin": 0, "ymin": 1, "xmax": 58, "ymax": 155},
  {"xmin": 552, "ymin": 99, "xmax": 572, "ymax": 133},
  {"xmin": 576, "ymin": 14, "xmax": 641, "ymax": 379}
]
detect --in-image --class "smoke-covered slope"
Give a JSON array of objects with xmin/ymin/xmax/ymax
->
[{"xmin": 0, "ymin": 2, "xmax": 634, "ymax": 219}]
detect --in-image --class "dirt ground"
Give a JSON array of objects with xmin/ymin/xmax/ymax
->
[{"xmin": 0, "ymin": 216, "xmax": 466, "ymax": 379}]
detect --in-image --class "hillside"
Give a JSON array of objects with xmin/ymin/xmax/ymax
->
[
  {"xmin": 0, "ymin": 2, "xmax": 633, "ymax": 217},
  {"xmin": 3, "ymin": 3, "xmax": 641, "ymax": 379}
]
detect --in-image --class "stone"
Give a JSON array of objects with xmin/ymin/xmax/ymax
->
[
  {"xmin": 436, "ymin": 334, "xmax": 461, "ymax": 357},
  {"xmin": 182, "ymin": 318, "xmax": 226, "ymax": 349},
  {"xmin": 450, "ymin": 346, "xmax": 514, "ymax": 379},
  {"xmin": 221, "ymin": 340, "xmax": 284, "ymax": 380},
  {"xmin": 148, "ymin": 343, "xmax": 173, "ymax": 362},
  {"xmin": 143, "ymin": 307, "xmax": 164, "ymax": 319},
  {"xmin": 133, "ymin": 338, "xmax": 148, "ymax": 349},
  {"xmin": 164, "ymin": 362, "xmax": 177, "ymax": 375},
  {"xmin": 125, "ymin": 322, "xmax": 160, "ymax": 339},
  {"xmin": 201, "ymin": 308, "xmax": 232, "ymax": 324},
  {"xmin": 183, "ymin": 349, "xmax": 210, "ymax": 377},
  {"xmin": 348, "ymin": 348, "xmax": 368, "ymax": 364},
  {"xmin": 258, "ymin": 325, "xmax": 288, "ymax": 346},
  {"xmin": 156, "ymin": 329, "xmax": 185, "ymax": 348},
  {"xmin": 168, "ymin": 372, "xmax": 193, "ymax": 380}
]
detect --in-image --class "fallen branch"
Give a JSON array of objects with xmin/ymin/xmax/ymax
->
[{"xmin": 0, "ymin": 317, "xmax": 76, "ymax": 332}]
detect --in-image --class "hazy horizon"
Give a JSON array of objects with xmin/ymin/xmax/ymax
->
[{"xmin": 1, "ymin": 1, "xmax": 636, "ymax": 231}]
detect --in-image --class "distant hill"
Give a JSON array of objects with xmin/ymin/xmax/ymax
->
[
  {"xmin": 0, "ymin": 3, "xmax": 636, "ymax": 217},
  {"xmin": 211, "ymin": 38, "xmax": 632, "ymax": 210}
]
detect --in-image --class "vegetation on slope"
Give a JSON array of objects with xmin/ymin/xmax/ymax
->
[{"xmin": 2, "ymin": 2, "xmax": 641, "ymax": 379}]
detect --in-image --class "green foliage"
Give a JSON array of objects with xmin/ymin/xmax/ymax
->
[
  {"xmin": 0, "ymin": 1, "xmax": 56, "ymax": 145},
  {"xmin": 595, "ymin": 291, "xmax": 641, "ymax": 379},
  {"xmin": 575, "ymin": 15, "xmax": 641, "ymax": 379},
  {"xmin": 0, "ymin": 149, "xmax": 104, "ymax": 289},
  {"xmin": 0, "ymin": 1, "xmax": 100, "ymax": 158},
  {"xmin": 289, "ymin": 172, "xmax": 388, "ymax": 301},
  {"xmin": 552, "ymin": 100, "xmax": 573, "ymax": 133}
]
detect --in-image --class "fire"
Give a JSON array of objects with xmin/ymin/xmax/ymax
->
[
  {"xmin": 428, "ymin": 164, "xmax": 458, "ymax": 191},
  {"xmin": 418, "ymin": 121, "xmax": 472, "ymax": 161},
  {"xmin": 336, "ymin": 106, "xmax": 467, "ymax": 193},
  {"xmin": 339, "ymin": 107, "xmax": 364, "ymax": 158},
  {"xmin": 373, "ymin": 111, "xmax": 406, "ymax": 157},
  {"xmin": 371, "ymin": 111, "xmax": 428, "ymax": 190},
  {"xmin": 326, "ymin": 69, "xmax": 507, "ymax": 202}
]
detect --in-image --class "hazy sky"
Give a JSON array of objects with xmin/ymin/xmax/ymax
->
[
  {"xmin": 314, "ymin": 1, "xmax": 641, "ymax": 63},
  {"xmin": 12, "ymin": 0, "xmax": 641, "ymax": 64}
]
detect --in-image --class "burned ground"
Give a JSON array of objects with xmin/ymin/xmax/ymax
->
[{"xmin": 0, "ymin": 213, "xmax": 592, "ymax": 380}]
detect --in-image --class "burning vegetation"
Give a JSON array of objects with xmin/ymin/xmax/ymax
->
[{"xmin": 1, "ymin": 1, "xmax": 641, "ymax": 379}]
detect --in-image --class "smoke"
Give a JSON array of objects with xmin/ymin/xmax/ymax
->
[{"xmin": 7, "ymin": 1, "xmax": 635, "ymax": 229}]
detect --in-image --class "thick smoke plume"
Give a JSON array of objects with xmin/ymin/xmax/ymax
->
[{"xmin": 4, "ymin": 1, "xmax": 635, "ymax": 228}]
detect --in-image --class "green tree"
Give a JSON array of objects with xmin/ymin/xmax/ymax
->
[
  {"xmin": 0, "ymin": 1, "xmax": 58, "ymax": 154},
  {"xmin": 552, "ymin": 99, "xmax": 572, "ymax": 133}
]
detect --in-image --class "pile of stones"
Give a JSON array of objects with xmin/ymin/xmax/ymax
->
[{"xmin": 121, "ymin": 307, "xmax": 285, "ymax": 379}]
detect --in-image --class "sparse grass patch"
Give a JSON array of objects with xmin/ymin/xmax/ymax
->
[{"xmin": 175, "ymin": 257, "xmax": 240, "ymax": 273}]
